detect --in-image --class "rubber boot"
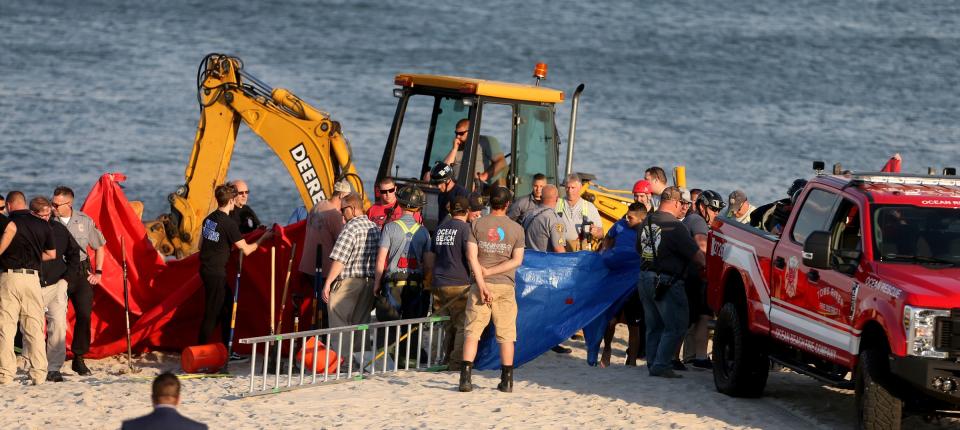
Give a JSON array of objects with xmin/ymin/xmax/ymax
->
[
  {"xmin": 458, "ymin": 361, "xmax": 474, "ymax": 392},
  {"xmin": 497, "ymin": 365, "xmax": 513, "ymax": 393}
]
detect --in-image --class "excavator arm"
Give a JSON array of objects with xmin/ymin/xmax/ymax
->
[{"xmin": 147, "ymin": 54, "xmax": 367, "ymax": 257}]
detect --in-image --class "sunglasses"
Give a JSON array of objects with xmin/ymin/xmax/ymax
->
[
  {"xmin": 455, "ymin": 129, "xmax": 469, "ymax": 136},
  {"xmin": 236, "ymin": 191, "xmax": 250, "ymax": 196},
  {"xmin": 379, "ymin": 187, "xmax": 396, "ymax": 194}
]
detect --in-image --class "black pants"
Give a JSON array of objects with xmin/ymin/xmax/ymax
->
[
  {"xmin": 68, "ymin": 262, "xmax": 95, "ymax": 356},
  {"xmin": 300, "ymin": 274, "xmax": 329, "ymax": 329},
  {"xmin": 198, "ymin": 272, "xmax": 231, "ymax": 347}
]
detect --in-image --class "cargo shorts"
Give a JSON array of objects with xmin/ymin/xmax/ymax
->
[{"xmin": 463, "ymin": 283, "xmax": 517, "ymax": 343}]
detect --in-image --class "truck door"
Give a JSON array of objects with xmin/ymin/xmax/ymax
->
[{"xmin": 513, "ymin": 104, "xmax": 560, "ymax": 196}]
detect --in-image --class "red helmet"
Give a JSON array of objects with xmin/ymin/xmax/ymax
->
[{"xmin": 632, "ymin": 180, "xmax": 653, "ymax": 194}]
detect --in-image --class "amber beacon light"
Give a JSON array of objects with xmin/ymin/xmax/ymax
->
[{"xmin": 533, "ymin": 62, "xmax": 548, "ymax": 86}]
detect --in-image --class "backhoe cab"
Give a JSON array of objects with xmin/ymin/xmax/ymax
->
[{"xmin": 378, "ymin": 66, "xmax": 569, "ymax": 231}]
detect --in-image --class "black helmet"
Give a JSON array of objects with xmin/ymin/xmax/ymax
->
[
  {"xmin": 697, "ymin": 190, "xmax": 726, "ymax": 211},
  {"xmin": 787, "ymin": 179, "xmax": 807, "ymax": 199},
  {"xmin": 396, "ymin": 184, "xmax": 426, "ymax": 209},
  {"xmin": 430, "ymin": 162, "xmax": 454, "ymax": 184}
]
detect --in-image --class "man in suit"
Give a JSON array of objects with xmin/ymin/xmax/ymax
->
[{"xmin": 121, "ymin": 372, "xmax": 207, "ymax": 430}]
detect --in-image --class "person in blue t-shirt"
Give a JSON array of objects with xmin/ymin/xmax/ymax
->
[{"xmin": 599, "ymin": 202, "xmax": 648, "ymax": 367}]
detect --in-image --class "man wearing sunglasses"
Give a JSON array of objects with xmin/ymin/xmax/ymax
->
[
  {"xmin": 227, "ymin": 180, "xmax": 262, "ymax": 234},
  {"xmin": 367, "ymin": 177, "xmax": 421, "ymax": 229},
  {"xmin": 51, "ymin": 186, "xmax": 106, "ymax": 376},
  {"xmin": 0, "ymin": 196, "xmax": 57, "ymax": 385},
  {"xmin": 440, "ymin": 119, "xmax": 506, "ymax": 188}
]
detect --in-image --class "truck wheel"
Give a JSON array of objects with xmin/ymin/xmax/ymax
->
[
  {"xmin": 855, "ymin": 348, "xmax": 902, "ymax": 430},
  {"xmin": 712, "ymin": 302, "xmax": 769, "ymax": 397}
]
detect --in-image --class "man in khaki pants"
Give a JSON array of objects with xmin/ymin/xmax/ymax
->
[
  {"xmin": 458, "ymin": 187, "xmax": 525, "ymax": 393},
  {"xmin": 0, "ymin": 196, "xmax": 57, "ymax": 385},
  {"xmin": 322, "ymin": 193, "xmax": 380, "ymax": 352},
  {"xmin": 431, "ymin": 196, "xmax": 472, "ymax": 370}
]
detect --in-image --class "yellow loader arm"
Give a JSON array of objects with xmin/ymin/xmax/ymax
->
[{"xmin": 146, "ymin": 53, "xmax": 367, "ymax": 258}]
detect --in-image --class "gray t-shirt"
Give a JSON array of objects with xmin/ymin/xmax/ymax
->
[
  {"xmin": 379, "ymin": 213, "xmax": 432, "ymax": 277},
  {"xmin": 468, "ymin": 215, "xmax": 524, "ymax": 285},
  {"xmin": 452, "ymin": 135, "xmax": 504, "ymax": 181},
  {"xmin": 682, "ymin": 213, "xmax": 709, "ymax": 238},
  {"xmin": 522, "ymin": 207, "xmax": 565, "ymax": 252}
]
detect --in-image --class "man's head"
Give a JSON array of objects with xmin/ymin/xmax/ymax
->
[
  {"xmin": 214, "ymin": 184, "xmax": 238, "ymax": 209},
  {"xmin": 340, "ymin": 193, "xmax": 364, "ymax": 221},
  {"xmin": 658, "ymin": 186, "xmax": 686, "ymax": 218},
  {"xmin": 29, "ymin": 196, "xmax": 53, "ymax": 221},
  {"xmin": 625, "ymin": 202, "xmax": 648, "ymax": 228},
  {"xmin": 449, "ymin": 195, "xmax": 470, "ymax": 220},
  {"xmin": 332, "ymin": 179, "xmax": 352, "ymax": 201},
  {"xmin": 689, "ymin": 188, "xmax": 702, "ymax": 213},
  {"xmin": 696, "ymin": 190, "xmax": 726, "ymax": 224},
  {"xmin": 454, "ymin": 118, "xmax": 471, "ymax": 150},
  {"xmin": 51, "ymin": 186, "xmax": 75, "ymax": 218},
  {"xmin": 151, "ymin": 372, "xmax": 181, "ymax": 406},
  {"xmin": 679, "ymin": 188, "xmax": 693, "ymax": 216},
  {"xmin": 430, "ymin": 163, "xmax": 456, "ymax": 192},
  {"xmin": 632, "ymin": 179, "xmax": 653, "ymax": 207},
  {"xmin": 644, "ymin": 167, "xmax": 668, "ymax": 195},
  {"xmin": 228, "ymin": 180, "xmax": 249, "ymax": 208},
  {"xmin": 540, "ymin": 184, "xmax": 559, "ymax": 209},
  {"xmin": 563, "ymin": 174, "xmax": 582, "ymax": 203},
  {"xmin": 6, "ymin": 191, "xmax": 26, "ymax": 212},
  {"xmin": 377, "ymin": 177, "xmax": 397, "ymax": 205},
  {"xmin": 467, "ymin": 192, "xmax": 486, "ymax": 222},
  {"xmin": 488, "ymin": 187, "xmax": 512, "ymax": 213},
  {"xmin": 531, "ymin": 173, "xmax": 547, "ymax": 200},
  {"xmin": 728, "ymin": 190, "xmax": 750, "ymax": 218}
]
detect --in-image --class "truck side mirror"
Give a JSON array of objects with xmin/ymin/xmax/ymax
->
[{"xmin": 802, "ymin": 230, "xmax": 832, "ymax": 269}]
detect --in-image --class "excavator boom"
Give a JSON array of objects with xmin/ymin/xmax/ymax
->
[{"xmin": 147, "ymin": 54, "xmax": 366, "ymax": 257}]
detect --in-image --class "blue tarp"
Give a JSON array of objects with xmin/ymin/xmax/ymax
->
[{"xmin": 474, "ymin": 250, "xmax": 641, "ymax": 370}]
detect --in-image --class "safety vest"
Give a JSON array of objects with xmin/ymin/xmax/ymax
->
[
  {"xmin": 556, "ymin": 198, "xmax": 589, "ymax": 218},
  {"xmin": 391, "ymin": 219, "xmax": 421, "ymax": 236}
]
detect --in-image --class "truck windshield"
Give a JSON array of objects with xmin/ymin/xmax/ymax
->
[{"xmin": 873, "ymin": 205, "xmax": 960, "ymax": 266}]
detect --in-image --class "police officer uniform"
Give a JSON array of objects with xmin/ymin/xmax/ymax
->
[
  {"xmin": 522, "ymin": 207, "xmax": 566, "ymax": 252},
  {"xmin": 57, "ymin": 209, "xmax": 105, "ymax": 374}
]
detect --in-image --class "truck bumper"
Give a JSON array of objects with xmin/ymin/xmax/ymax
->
[{"xmin": 890, "ymin": 355, "xmax": 960, "ymax": 406}]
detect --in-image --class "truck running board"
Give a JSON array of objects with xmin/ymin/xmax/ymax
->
[{"xmin": 769, "ymin": 356, "xmax": 854, "ymax": 390}]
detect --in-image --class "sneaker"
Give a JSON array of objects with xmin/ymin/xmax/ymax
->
[
  {"xmin": 551, "ymin": 345, "xmax": 572, "ymax": 354},
  {"xmin": 72, "ymin": 356, "xmax": 92, "ymax": 376},
  {"xmin": 46, "ymin": 371, "xmax": 64, "ymax": 382},
  {"xmin": 671, "ymin": 359, "xmax": 688, "ymax": 371},
  {"xmin": 229, "ymin": 352, "xmax": 250, "ymax": 363},
  {"xmin": 650, "ymin": 369, "xmax": 683, "ymax": 379},
  {"xmin": 691, "ymin": 359, "xmax": 713, "ymax": 370}
]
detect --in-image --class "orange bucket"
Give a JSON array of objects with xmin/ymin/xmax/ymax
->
[
  {"xmin": 296, "ymin": 337, "xmax": 341, "ymax": 374},
  {"xmin": 181, "ymin": 343, "xmax": 227, "ymax": 373}
]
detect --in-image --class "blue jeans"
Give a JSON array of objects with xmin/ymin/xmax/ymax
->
[{"xmin": 638, "ymin": 271, "xmax": 689, "ymax": 375}]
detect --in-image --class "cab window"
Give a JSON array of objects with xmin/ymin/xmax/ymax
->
[
  {"xmin": 791, "ymin": 188, "xmax": 839, "ymax": 244},
  {"xmin": 424, "ymin": 97, "xmax": 470, "ymax": 176},
  {"xmin": 472, "ymin": 102, "xmax": 511, "ymax": 188},
  {"xmin": 828, "ymin": 199, "xmax": 862, "ymax": 274},
  {"xmin": 514, "ymin": 104, "xmax": 558, "ymax": 197}
]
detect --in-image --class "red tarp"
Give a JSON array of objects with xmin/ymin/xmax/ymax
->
[{"xmin": 69, "ymin": 173, "xmax": 317, "ymax": 357}]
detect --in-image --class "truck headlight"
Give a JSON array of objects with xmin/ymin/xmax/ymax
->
[{"xmin": 903, "ymin": 305, "xmax": 950, "ymax": 359}]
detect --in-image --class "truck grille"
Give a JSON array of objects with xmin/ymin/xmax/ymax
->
[{"xmin": 935, "ymin": 310, "xmax": 960, "ymax": 356}]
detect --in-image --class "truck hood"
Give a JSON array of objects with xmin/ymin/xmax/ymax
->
[{"xmin": 875, "ymin": 263, "xmax": 960, "ymax": 307}]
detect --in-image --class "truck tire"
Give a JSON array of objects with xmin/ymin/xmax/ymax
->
[
  {"xmin": 712, "ymin": 302, "xmax": 769, "ymax": 397},
  {"xmin": 855, "ymin": 348, "xmax": 902, "ymax": 430}
]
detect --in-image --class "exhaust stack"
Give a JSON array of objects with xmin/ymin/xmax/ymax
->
[{"xmin": 564, "ymin": 84, "xmax": 585, "ymax": 177}]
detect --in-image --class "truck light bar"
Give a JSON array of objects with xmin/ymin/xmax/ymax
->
[{"xmin": 850, "ymin": 174, "xmax": 960, "ymax": 187}]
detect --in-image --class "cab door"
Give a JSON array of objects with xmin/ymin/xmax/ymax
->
[{"xmin": 513, "ymin": 104, "xmax": 560, "ymax": 196}]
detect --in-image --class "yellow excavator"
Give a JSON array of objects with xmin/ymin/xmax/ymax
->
[
  {"xmin": 146, "ymin": 54, "xmax": 366, "ymax": 257},
  {"xmin": 147, "ymin": 54, "xmax": 633, "ymax": 257}
]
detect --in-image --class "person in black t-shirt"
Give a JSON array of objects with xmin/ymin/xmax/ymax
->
[
  {"xmin": 227, "ymin": 180, "xmax": 262, "ymax": 234},
  {"xmin": 198, "ymin": 184, "xmax": 272, "ymax": 355},
  {"xmin": 39, "ymin": 216, "xmax": 82, "ymax": 382},
  {"xmin": 0, "ymin": 196, "xmax": 57, "ymax": 385}
]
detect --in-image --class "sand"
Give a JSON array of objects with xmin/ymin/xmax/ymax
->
[{"xmin": 2, "ymin": 326, "xmax": 958, "ymax": 429}]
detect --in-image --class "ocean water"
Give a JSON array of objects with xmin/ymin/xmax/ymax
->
[{"xmin": 2, "ymin": 0, "xmax": 959, "ymax": 224}]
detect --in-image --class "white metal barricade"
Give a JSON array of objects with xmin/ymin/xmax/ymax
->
[{"xmin": 238, "ymin": 315, "xmax": 450, "ymax": 397}]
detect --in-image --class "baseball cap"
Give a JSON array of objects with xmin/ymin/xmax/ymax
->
[
  {"xmin": 449, "ymin": 196, "xmax": 470, "ymax": 215},
  {"xmin": 467, "ymin": 192, "xmax": 486, "ymax": 211},
  {"xmin": 680, "ymin": 187, "xmax": 692, "ymax": 204},
  {"xmin": 728, "ymin": 190, "xmax": 748, "ymax": 213},
  {"xmin": 333, "ymin": 180, "xmax": 352, "ymax": 193}
]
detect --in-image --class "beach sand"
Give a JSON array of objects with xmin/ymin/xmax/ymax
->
[{"xmin": 2, "ymin": 326, "xmax": 958, "ymax": 429}]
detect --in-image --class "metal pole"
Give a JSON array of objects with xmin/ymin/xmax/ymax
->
[
  {"xmin": 249, "ymin": 342, "xmax": 257, "ymax": 393},
  {"xmin": 359, "ymin": 329, "xmax": 367, "ymax": 377},
  {"xmin": 416, "ymin": 323, "xmax": 422, "ymax": 369},
  {"xmin": 324, "ymin": 333, "xmax": 331, "ymax": 382},
  {"xmin": 336, "ymin": 332, "xmax": 343, "ymax": 380},
  {"xmin": 394, "ymin": 325, "xmax": 401, "ymax": 372},
  {"xmin": 299, "ymin": 336, "xmax": 306, "ymax": 385},
  {"xmin": 262, "ymin": 341, "xmax": 270, "ymax": 391},
  {"xmin": 287, "ymin": 338, "xmax": 294, "ymax": 387},
  {"xmin": 405, "ymin": 324, "xmax": 412, "ymax": 370},
  {"xmin": 564, "ymin": 84, "xmax": 586, "ymax": 177},
  {"xmin": 312, "ymin": 335, "xmax": 319, "ymax": 384},
  {"xmin": 428, "ymin": 320, "xmax": 435, "ymax": 367}
]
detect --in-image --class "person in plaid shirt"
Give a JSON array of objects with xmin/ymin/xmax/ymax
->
[{"xmin": 321, "ymin": 193, "xmax": 381, "ymax": 329}]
